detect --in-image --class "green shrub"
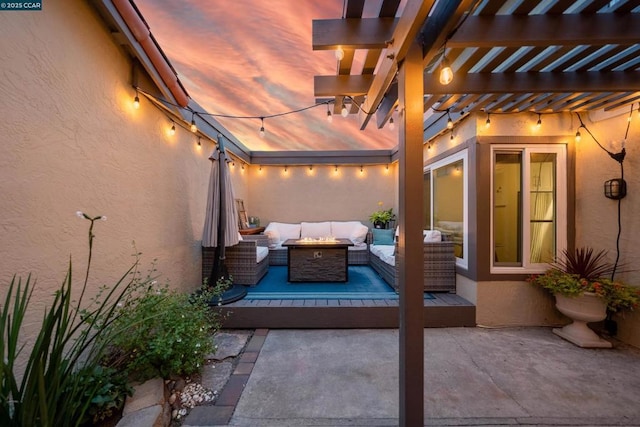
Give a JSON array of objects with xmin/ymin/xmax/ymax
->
[{"xmin": 102, "ymin": 279, "xmax": 224, "ymax": 382}]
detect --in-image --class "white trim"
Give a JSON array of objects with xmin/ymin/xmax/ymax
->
[
  {"xmin": 424, "ymin": 149, "xmax": 469, "ymax": 269},
  {"xmin": 490, "ymin": 144, "xmax": 567, "ymax": 274}
]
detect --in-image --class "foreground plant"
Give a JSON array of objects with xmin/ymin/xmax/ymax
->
[
  {"xmin": 0, "ymin": 213, "xmax": 137, "ymax": 426},
  {"xmin": 100, "ymin": 276, "xmax": 224, "ymax": 382}
]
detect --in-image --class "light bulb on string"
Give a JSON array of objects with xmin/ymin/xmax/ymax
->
[
  {"xmin": 485, "ymin": 113, "xmax": 491, "ymax": 128},
  {"xmin": 450, "ymin": 131, "xmax": 454, "ymax": 141},
  {"xmin": 536, "ymin": 113, "xmax": 542, "ymax": 128},
  {"xmin": 341, "ymin": 103, "xmax": 348, "ymax": 118},
  {"xmin": 446, "ymin": 112, "xmax": 453, "ymax": 130},
  {"xmin": 169, "ymin": 121, "xmax": 176, "ymax": 136},
  {"xmin": 388, "ymin": 117, "xmax": 395, "ymax": 131},
  {"xmin": 197, "ymin": 137, "xmax": 201, "ymax": 147},
  {"xmin": 439, "ymin": 45, "xmax": 453, "ymax": 85},
  {"xmin": 335, "ymin": 47, "xmax": 344, "ymax": 61},
  {"xmin": 326, "ymin": 104, "xmax": 333, "ymax": 123},
  {"xmin": 190, "ymin": 112, "xmax": 197, "ymax": 133},
  {"xmin": 575, "ymin": 129, "xmax": 581, "ymax": 142},
  {"xmin": 259, "ymin": 117, "xmax": 265, "ymax": 138},
  {"xmin": 133, "ymin": 90, "xmax": 140, "ymax": 109}
]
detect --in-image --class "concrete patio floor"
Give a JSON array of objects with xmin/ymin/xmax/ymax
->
[{"xmin": 186, "ymin": 327, "xmax": 640, "ymax": 426}]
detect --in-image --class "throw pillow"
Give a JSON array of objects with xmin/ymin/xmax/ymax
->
[
  {"xmin": 423, "ymin": 230, "xmax": 442, "ymax": 243},
  {"xmin": 372, "ymin": 228, "xmax": 394, "ymax": 245},
  {"xmin": 350, "ymin": 224, "xmax": 369, "ymax": 244}
]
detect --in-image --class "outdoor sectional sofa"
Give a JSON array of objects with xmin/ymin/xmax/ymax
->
[
  {"xmin": 263, "ymin": 221, "xmax": 370, "ymax": 265},
  {"xmin": 368, "ymin": 229, "xmax": 456, "ymax": 292},
  {"xmin": 201, "ymin": 234, "xmax": 270, "ymax": 286}
]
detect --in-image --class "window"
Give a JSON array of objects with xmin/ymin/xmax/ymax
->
[
  {"xmin": 424, "ymin": 150, "xmax": 468, "ymax": 268},
  {"xmin": 491, "ymin": 145, "xmax": 567, "ymax": 273}
]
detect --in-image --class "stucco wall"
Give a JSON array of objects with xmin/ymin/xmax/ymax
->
[
  {"xmin": 247, "ymin": 163, "xmax": 397, "ymax": 226},
  {"xmin": 0, "ymin": 0, "xmax": 212, "ymax": 322},
  {"xmin": 426, "ymin": 112, "xmax": 640, "ymax": 347},
  {"xmin": 574, "ymin": 109, "xmax": 640, "ymax": 347}
]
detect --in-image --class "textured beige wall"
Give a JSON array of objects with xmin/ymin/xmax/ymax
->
[
  {"xmin": 426, "ymin": 112, "xmax": 640, "ymax": 347},
  {"xmin": 574, "ymin": 109, "xmax": 640, "ymax": 347},
  {"xmin": 247, "ymin": 164, "xmax": 397, "ymax": 226},
  {"xmin": 0, "ymin": 0, "xmax": 212, "ymax": 321}
]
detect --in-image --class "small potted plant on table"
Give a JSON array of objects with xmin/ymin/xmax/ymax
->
[
  {"xmin": 528, "ymin": 247, "xmax": 639, "ymax": 348},
  {"xmin": 369, "ymin": 202, "xmax": 396, "ymax": 229}
]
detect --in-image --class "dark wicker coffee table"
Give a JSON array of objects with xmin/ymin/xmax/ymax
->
[{"xmin": 282, "ymin": 238, "xmax": 354, "ymax": 282}]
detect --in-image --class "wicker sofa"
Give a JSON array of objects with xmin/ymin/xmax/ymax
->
[
  {"xmin": 369, "ymin": 230, "xmax": 456, "ymax": 292},
  {"xmin": 263, "ymin": 221, "xmax": 370, "ymax": 266},
  {"xmin": 201, "ymin": 234, "xmax": 269, "ymax": 286}
]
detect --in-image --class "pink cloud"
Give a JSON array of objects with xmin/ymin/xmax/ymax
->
[{"xmin": 135, "ymin": 0, "xmax": 397, "ymax": 151}]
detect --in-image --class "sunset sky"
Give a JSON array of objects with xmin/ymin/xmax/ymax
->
[{"xmin": 135, "ymin": 0, "xmax": 399, "ymax": 151}]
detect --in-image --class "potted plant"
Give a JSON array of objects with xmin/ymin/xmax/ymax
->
[
  {"xmin": 369, "ymin": 203, "xmax": 396, "ymax": 229},
  {"xmin": 528, "ymin": 247, "xmax": 639, "ymax": 348}
]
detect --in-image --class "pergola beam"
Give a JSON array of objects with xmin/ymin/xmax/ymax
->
[
  {"xmin": 312, "ymin": 18, "xmax": 398, "ymax": 50},
  {"xmin": 357, "ymin": 0, "xmax": 437, "ymax": 130},
  {"xmin": 449, "ymin": 14, "xmax": 640, "ymax": 48},
  {"xmin": 314, "ymin": 75, "xmax": 374, "ymax": 97},
  {"xmin": 424, "ymin": 71, "xmax": 640, "ymax": 95}
]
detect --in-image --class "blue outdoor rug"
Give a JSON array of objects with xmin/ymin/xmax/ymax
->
[{"xmin": 246, "ymin": 266, "xmax": 435, "ymax": 300}]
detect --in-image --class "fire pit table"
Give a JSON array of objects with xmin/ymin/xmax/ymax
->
[{"xmin": 282, "ymin": 238, "xmax": 354, "ymax": 282}]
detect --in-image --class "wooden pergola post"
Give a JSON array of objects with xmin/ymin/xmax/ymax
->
[{"xmin": 397, "ymin": 40, "xmax": 425, "ymax": 426}]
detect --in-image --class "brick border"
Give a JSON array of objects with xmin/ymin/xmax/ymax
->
[{"xmin": 205, "ymin": 328, "xmax": 268, "ymax": 425}]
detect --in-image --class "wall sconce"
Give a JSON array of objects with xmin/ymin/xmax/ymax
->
[{"xmin": 604, "ymin": 178, "xmax": 627, "ymax": 200}]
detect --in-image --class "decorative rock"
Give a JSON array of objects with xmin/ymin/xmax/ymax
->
[
  {"xmin": 200, "ymin": 361, "xmax": 234, "ymax": 393},
  {"xmin": 206, "ymin": 330, "xmax": 251, "ymax": 360}
]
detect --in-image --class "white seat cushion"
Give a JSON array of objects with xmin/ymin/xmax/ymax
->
[
  {"xmin": 256, "ymin": 246, "xmax": 269, "ymax": 263},
  {"xmin": 370, "ymin": 244, "xmax": 395, "ymax": 266}
]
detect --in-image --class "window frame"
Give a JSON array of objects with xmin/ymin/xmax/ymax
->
[
  {"xmin": 424, "ymin": 149, "xmax": 469, "ymax": 269},
  {"xmin": 490, "ymin": 144, "xmax": 567, "ymax": 274}
]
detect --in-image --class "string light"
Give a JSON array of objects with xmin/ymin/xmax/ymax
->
[
  {"xmin": 439, "ymin": 44, "xmax": 453, "ymax": 85},
  {"xmin": 428, "ymin": 143, "xmax": 432, "ymax": 151},
  {"xmin": 197, "ymin": 136, "xmax": 201, "ymax": 147},
  {"xmin": 341, "ymin": 103, "xmax": 348, "ymax": 117},
  {"xmin": 536, "ymin": 113, "xmax": 542, "ymax": 128},
  {"xmin": 169, "ymin": 121, "xmax": 176, "ymax": 136},
  {"xmin": 284, "ymin": 165, "xmax": 288, "ymax": 172},
  {"xmin": 190, "ymin": 112, "xmax": 197, "ymax": 133},
  {"xmin": 575, "ymin": 129, "xmax": 582, "ymax": 142},
  {"xmin": 335, "ymin": 47, "xmax": 345, "ymax": 61},
  {"xmin": 309, "ymin": 165, "xmax": 313, "ymax": 171},
  {"xmin": 133, "ymin": 90, "xmax": 140, "ymax": 109},
  {"xmin": 334, "ymin": 165, "xmax": 338, "ymax": 173},
  {"xmin": 326, "ymin": 104, "xmax": 333, "ymax": 123},
  {"xmin": 388, "ymin": 117, "xmax": 395, "ymax": 131},
  {"xmin": 360, "ymin": 165, "xmax": 364, "ymax": 173},
  {"xmin": 485, "ymin": 113, "xmax": 491, "ymax": 128},
  {"xmin": 446, "ymin": 111, "xmax": 454, "ymax": 130},
  {"xmin": 259, "ymin": 117, "xmax": 265, "ymax": 138},
  {"xmin": 450, "ymin": 130, "xmax": 454, "ymax": 140}
]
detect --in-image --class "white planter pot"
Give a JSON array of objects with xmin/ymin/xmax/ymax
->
[{"xmin": 553, "ymin": 292, "xmax": 612, "ymax": 348}]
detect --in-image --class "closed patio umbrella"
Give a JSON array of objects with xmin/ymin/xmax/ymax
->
[{"xmin": 202, "ymin": 136, "xmax": 246, "ymax": 304}]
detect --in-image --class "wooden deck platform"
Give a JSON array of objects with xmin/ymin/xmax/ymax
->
[{"xmin": 219, "ymin": 293, "xmax": 475, "ymax": 329}]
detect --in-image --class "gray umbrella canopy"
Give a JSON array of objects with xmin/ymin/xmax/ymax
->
[
  {"xmin": 202, "ymin": 142, "xmax": 240, "ymax": 250},
  {"xmin": 202, "ymin": 138, "xmax": 241, "ymax": 298}
]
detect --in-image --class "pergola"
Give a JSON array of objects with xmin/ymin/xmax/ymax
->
[{"xmin": 312, "ymin": 1, "xmax": 640, "ymax": 424}]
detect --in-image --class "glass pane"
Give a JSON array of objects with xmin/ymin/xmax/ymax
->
[
  {"xmin": 433, "ymin": 160, "xmax": 464, "ymax": 258},
  {"xmin": 423, "ymin": 172, "xmax": 431, "ymax": 229},
  {"xmin": 493, "ymin": 153, "xmax": 522, "ymax": 266},
  {"xmin": 530, "ymin": 153, "xmax": 556, "ymax": 263}
]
